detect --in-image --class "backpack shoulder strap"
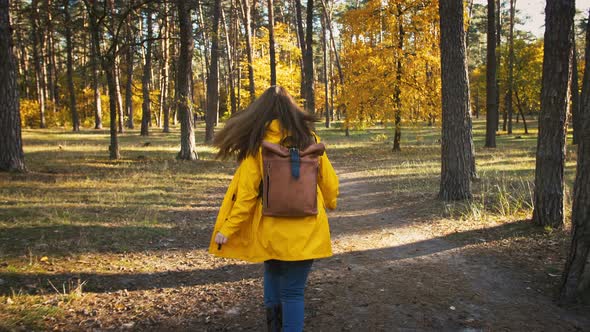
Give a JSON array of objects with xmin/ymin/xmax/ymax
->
[{"xmin": 257, "ymin": 147, "xmax": 264, "ymax": 199}]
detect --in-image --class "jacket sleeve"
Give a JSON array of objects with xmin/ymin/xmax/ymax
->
[
  {"xmin": 218, "ymin": 153, "xmax": 261, "ymax": 238},
  {"xmin": 318, "ymin": 151, "xmax": 339, "ymax": 210}
]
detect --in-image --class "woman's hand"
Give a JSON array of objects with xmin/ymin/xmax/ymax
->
[{"xmin": 215, "ymin": 232, "xmax": 228, "ymax": 246}]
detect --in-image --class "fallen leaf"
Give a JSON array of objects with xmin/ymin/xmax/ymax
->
[{"xmin": 121, "ymin": 322, "xmax": 135, "ymax": 329}]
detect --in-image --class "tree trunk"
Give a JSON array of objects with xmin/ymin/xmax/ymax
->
[
  {"xmin": 531, "ymin": 0, "xmax": 575, "ymax": 228},
  {"xmin": 161, "ymin": 1, "xmax": 171, "ymax": 132},
  {"xmin": 572, "ymin": 30, "xmax": 581, "ymax": 145},
  {"xmin": 206, "ymin": 0, "xmax": 221, "ymax": 143},
  {"xmin": 193, "ymin": 0, "xmax": 208, "ymax": 120},
  {"xmin": 141, "ymin": 8, "xmax": 153, "ymax": 136},
  {"xmin": 560, "ymin": 22, "xmax": 590, "ymax": 307},
  {"xmin": 294, "ymin": 0, "xmax": 306, "ymax": 98},
  {"xmin": 90, "ymin": 0, "xmax": 103, "ymax": 130},
  {"xmin": 438, "ymin": 0, "xmax": 473, "ymax": 201},
  {"xmin": 85, "ymin": 0, "xmax": 119, "ymax": 158},
  {"xmin": 177, "ymin": 0, "xmax": 198, "ymax": 160},
  {"xmin": 64, "ymin": 0, "xmax": 80, "ymax": 131},
  {"xmin": 268, "ymin": 0, "xmax": 276, "ymax": 85},
  {"xmin": 30, "ymin": 0, "xmax": 46, "ymax": 128},
  {"xmin": 241, "ymin": 0, "xmax": 256, "ymax": 101},
  {"xmin": 14, "ymin": 15, "xmax": 30, "ymax": 99},
  {"xmin": 319, "ymin": 0, "xmax": 343, "ymax": 84},
  {"xmin": 0, "ymin": 0, "xmax": 25, "ymax": 172},
  {"xmin": 392, "ymin": 5, "xmax": 403, "ymax": 152},
  {"xmin": 115, "ymin": 63, "xmax": 125, "ymax": 132},
  {"xmin": 45, "ymin": 0, "xmax": 58, "ymax": 112},
  {"xmin": 559, "ymin": 121, "xmax": 590, "ymax": 304},
  {"xmin": 495, "ymin": 0, "xmax": 501, "ymax": 132},
  {"xmin": 322, "ymin": 15, "xmax": 329, "ymax": 128},
  {"xmin": 104, "ymin": 61, "xmax": 120, "ymax": 159},
  {"xmin": 514, "ymin": 89, "xmax": 528, "ymax": 134},
  {"xmin": 164, "ymin": 4, "xmax": 175, "ymax": 133},
  {"xmin": 579, "ymin": 12, "xmax": 590, "ymax": 146},
  {"xmin": 221, "ymin": 5, "xmax": 237, "ymax": 115},
  {"xmin": 502, "ymin": 99, "xmax": 507, "ymax": 131},
  {"xmin": 485, "ymin": 0, "xmax": 497, "ymax": 147},
  {"xmin": 303, "ymin": 0, "xmax": 315, "ymax": 113},
  {"xmin": 560, "ymin": 14, "xmax": 590, "ymax": 302},
  {"xmin": 507, "ymin": 0, "xmax": 515, "ymax": 134},
  {"xmin": 125, "ymin": 11, "xmax": 135, "ymax": 129},
  {"xmin": 329, "ymin": 45, "xmax": 335, "ymax": 122},
  {"xmin": 107, "ymin": 0, "xmax": 125, "ymax": 134}
]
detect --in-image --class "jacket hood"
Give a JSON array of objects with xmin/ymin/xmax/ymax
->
[
  {"xmin": 264, "ymin": 119, "xmax": 319, "ymax": 144},
  {"xmin": 264, "ymin": 119, "xmax": 284, "ymax": 143}
]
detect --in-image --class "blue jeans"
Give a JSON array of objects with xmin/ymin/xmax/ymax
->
[{"xmin": 264, "ymin": 259, "xmax": 313, "ymax": 332}]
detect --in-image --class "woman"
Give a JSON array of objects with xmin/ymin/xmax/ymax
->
[{"xmin": 209, "ymin": 86, "xmax": 339, "ymax": 331}]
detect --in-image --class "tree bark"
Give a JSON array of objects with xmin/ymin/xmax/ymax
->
[
  {"xmin": 560, "ymin": 18, "xmax": 590, "ymax": 307},
  {"xmin": 322, "ymin": 14, "xmax": 329, "ymax": 128},
  {"xmin": 107, "ymin": 0, "xmax": 125, "ymax": 134},
  {"xmin": 64, "ymin": 0, "xmax": 80, "ymax": 131},
  {"xmin": 507, "ymin": 0, "xmax": 515, "ymax": 134},
  {"xmin": 572, "ymin": 30, "xmax": 581, "ymax": 145},
  {"xmin": 125, "ymin": 10, "xmax": 135, "ymax": 129},
  {"xmin": 89, "ymin": 0, "xmax": 103, "ymax": 129},
  {"xmin": 303, "ymin": 0, "xmax": 315, "ymax": 113},
  {"xmin": 141, "ymin": 7, "xmax": 153, "ymax": 136},
  {"xmin": 206, "ymin": 0, "xmax": 221, "ymax": 143},
  {"xmin": 514, "ymin": 89, "xmax": 528, "ymax": 134},
  {"xmin": 115, "ymin": 61, "xmax": 125, "ymax": 133},
  {"xmin": 294, "ymin": 0, "xmax": 306, "ymax": 98},
  {"xmin": 485, "ymin": 0, "xmax": 498, "ymax": 147},
  {"xmin": 392, "ymin": 5, "xmax": 403, "ymax": 152},
  {"xmin": 532, "ymin": 0, "xmax": 575, "ymax": 228},
  {"xmin": 438, "ymin": 0, "xmax": 473, "ymax": 201},
  {"xmin": 560, "ymin": 13, "xmax": 590, "ymax": 302},
  {"xmin": 319, "ymin": 0, "xmax": 343, "ymax": 84},
  {"xmin": 221, "ymin": 3, "xmax": 237, "ymax": 115},
  {"xmin": 495, "ymin": 0, "xmax": 501, "ymax": 132},
  {"xmin": 45, "ymin": 0, "xmax": 58, "ymax": 112},
  {"xmin": 177, "ymin": 0, "xmax": 198, "ymax": 160},
  {"xmin": 84, "ymin": 0, "xmax": 119, "ymax": 158},
  {"xmin": 559, "ymin": 118, "xmax": 590, "ymax": 304},
  {"xmin": 30, "ymin": 0, "xmax": 46, "ymax": 128},
  {"xmin": 161, "ymin": 1, "xmax": 171, "ymax": 133},
  {"xmin": 0, "ymin": 0, "xmax": 25, "ymax": 172},
  {"xmin": 104, "ymin": 62, "xmax": 120, "ymax": 159},
  {"xmin": 167, "ymin": 3, "xmax": 177, "ymax": 132},
  {"xmin": 241, "ymin": 0, "xmax": 256, "ymax": 101},
  {"xmin": 268, "ymin": 0, "xmax": 276, "ymax": 85},
  {"xmin": 579, "ymin": 12, "xmax": 590, "ymax": 146}
]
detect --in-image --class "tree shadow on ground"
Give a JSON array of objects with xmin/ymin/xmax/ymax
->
[
  {"xmin": 0, "ymin": 221, "xmax": 539, "ymax": 296},
  {"xmin": 0, "ymin": 223, "xmax": 215, "ymax": 257}
]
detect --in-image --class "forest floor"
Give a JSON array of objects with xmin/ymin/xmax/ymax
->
[{"xmin": 1, "ymin": 119, "xmax": 589, "ymax": 331}]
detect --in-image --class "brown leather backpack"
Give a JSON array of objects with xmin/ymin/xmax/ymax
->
[{"xmin": 261, "ymin": 141, "xmax": 326, "ymax": 217}]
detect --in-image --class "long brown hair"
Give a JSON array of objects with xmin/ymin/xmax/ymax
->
[{"xmin": 214, "ymin": 86, "xmax": 317, "ymax": 161}]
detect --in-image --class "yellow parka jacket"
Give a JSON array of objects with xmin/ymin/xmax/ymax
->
[{"xmin": 208, "ymin": 120, "xmax": 339, "ymax": 262}]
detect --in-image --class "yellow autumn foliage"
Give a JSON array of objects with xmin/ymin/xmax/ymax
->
[
  {"xmin": 338, "ymin": 0, "xmax": 441, "ymax": 129},
  {"xmin": 237, "ymin": 22, "xmax": 303, "ymax": 110}
]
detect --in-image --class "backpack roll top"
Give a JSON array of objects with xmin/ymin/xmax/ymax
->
[{"xmin": 261, "ymin": 141, "xmax": 326, "ymax": 217}]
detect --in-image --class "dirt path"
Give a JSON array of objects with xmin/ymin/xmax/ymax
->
[
  {"xmin": 3, "ymin": 159, "xmax": 589, "ymax": 331},
  {"xmin": 301, "ymin": 170, "xmax": 589, "ymax": 331},
  {"xmin": 158, "ymin": 166, "xmax": 590, "ymax": 331}
]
